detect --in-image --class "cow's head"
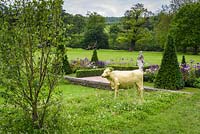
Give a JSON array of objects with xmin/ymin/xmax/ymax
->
[{"xmin": 101, "ymin": 68, "xmax": 113, "ymax": 78}]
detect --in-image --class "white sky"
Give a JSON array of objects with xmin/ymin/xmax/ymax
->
[{"xmin": 63, "ymin": 0, "xmax": 170, "ymax": 17}]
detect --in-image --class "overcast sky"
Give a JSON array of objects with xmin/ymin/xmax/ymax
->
[{"xmin": 63, "ymin": 0, "xmax": 170, "ymax": 17}]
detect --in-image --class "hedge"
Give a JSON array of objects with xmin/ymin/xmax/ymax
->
[
  {"xmin": 76, "ymin": 68, "xmax": 105, "ymax": 78},
  {"xmin": 107, "ymin": 65, "xmax": 149, "ymax": 71},
  {"xmin": 76, "ymin": 65, "xmax": 151, "ymax": 78}
]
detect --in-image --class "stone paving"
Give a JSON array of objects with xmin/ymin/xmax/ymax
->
[
  {"xmin": 64, "ymin": 76, "xmax": 157, "ymax": 91},
  {"xmin": 64, "ymin": 76, "xmax": 111, "ymax": 90},
  {"xmin": 64, "ymin": 76, "xmax": 191, "ymax": 94},
  {"xmin": 77, "ymin": 76, "xmax": 110, "ymax": 83}
]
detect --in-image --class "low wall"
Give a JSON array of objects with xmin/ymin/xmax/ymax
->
[
  {"xmin": 64, "ymin": 76, "xmax": 191, "ymax": 94},
  {"xmin": 64, "ymin": 76, "xmax": 111, "ymax": 90}
]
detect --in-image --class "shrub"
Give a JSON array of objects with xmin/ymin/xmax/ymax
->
[
  {"xmin": 76, "ymin": 68, "xmax": 105, "ymax": 77},
  {"xmin": 144, "ymin": 65, "xmax": 159, "ymax": 82},
  {"xmin": 70, "ymin": 58, "xmax": 91, "ymax": 72},
  {"xmin": 184, "ymin": 69, "xmax": 196, "ymax": 87},
  {"xmin": 154, "ymin": 35, "xmax": 184, "ymax": 90},
  {"xmin": 194, "ymin": 78, "xmax": 200, "ymax": 88},
  {"xmin": 107, "ymin": 65, "xmax": 138, "ymax": 70},
  {"xmin": 181, "ymin": 55, "xmax": 186, "ymax": 65},
  {"xmin": 180, "ymin": 64, "xmax": 190, "ymax": 82},
  {"xmin": 180, "ymin": 62, "xmax": 200, "ymax": 87},
  {"xmin": 107, "ymin": 65, "xmax": 149, "ymax": 71},
  {"xmin": 91, "ymin": 49, "xmax": 99, "ymax": 63},
  {"xmin": 70, "ymin": 58, "xmax": 106, "ymax": 73},
  {"xmin": 96, "ymin": 61, "xmax": 106, "ymax": 68},
  {"xmin": 63, "ymin": 55, "xmax": 72, "ymax": 74},
  {"xmin": 0, "ymin": 0, "xmax": 64, "ymax": 130},
  {"xmin": 0, "ymin": 102, "xmax": 67, "ymax": 133},
  {"xmin": 195, "ymin": 63, "xmax": 200, "ymax": 78}
]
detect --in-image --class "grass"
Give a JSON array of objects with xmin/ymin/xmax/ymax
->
[
  {"xmin": 57, "ymin": 83, "xmax": 200, "ymax": 134},
  {"xmin": 130, "ymin": 92, "xmax": 200, "ymax": 134},
  {"xmin": 67, "ymin": 48, "xmax": 200, "ymax": 65},
  {"xmin": 1, "ymin": 81, "xmax": 200, "ymax": 133},
  {"xmin": 1, "ymin": 48, "xmax": 200, "ymax": 133}
]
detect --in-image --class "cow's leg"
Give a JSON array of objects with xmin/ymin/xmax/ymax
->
[
  {"xmin": 114, "ymin": 79, "xmax": 120, "ymax": 98},
  {"xmin": 110, "ymin": 81, "xmax": 115, "ymax": 90},
  {"xmin": 114, "ymin": 86, "xmax": 118, "ymax": 99},
  {"xmin": 136, "ymin": 82, "xmax": 144, "ymax": 103}
]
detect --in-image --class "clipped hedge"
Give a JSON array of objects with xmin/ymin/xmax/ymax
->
[
  {"xmin": 107, "ymin": 65, "xmax": 149, "ymax": 71},
  {"xmin": 76, "ymin": 68, "xmax": 105, "ymax": 78}
]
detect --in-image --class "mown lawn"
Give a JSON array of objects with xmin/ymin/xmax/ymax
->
[{"xmin": 67, "ymin": 48, "xmax": 200, "ymax": 65}]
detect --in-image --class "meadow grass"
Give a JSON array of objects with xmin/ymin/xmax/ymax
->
[
  {"xmin": 57, "ymin": 83, "xmax": 200, "ymax": 134},
  {"xmin": 67, "ymin": 48, "xmax": 200, "ymax": 65},
  {"xmin": 1, "ymin": 81, "xmax": 200, "ymax": 133}
]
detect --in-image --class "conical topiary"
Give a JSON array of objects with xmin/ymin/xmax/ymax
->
[
  {"xmin": 181, "ymin": 55, "xmax": 186, "ymax": 65},
  {"xmin": 63, "ymin": 54, "xmax": 72, "ymax": 74},
  {"xmin": 154, "ymin": 35, "xmax": 184, "ymax": 90},
  {"xmin": 91, "ymin": 49, "xmax": 99, "ymax": 63}
]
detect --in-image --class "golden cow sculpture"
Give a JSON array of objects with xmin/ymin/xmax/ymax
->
[{"xmin": 101, "ymin": 68, "xmax": 144, "ymax": 101}]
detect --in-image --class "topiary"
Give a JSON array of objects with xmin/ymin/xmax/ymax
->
[
  {"xmin": 91, "ymin": 49, "xmax": 99, "ymax": 63},
  {"xmin": 154, "ymin": 35, "xmax": 184, "ymax": 90},
  {"xmin": 63, "ymin": 54, "xmax": 72, "ymax": 74},
  {"xmin": 181, "ymin": 55, "xmax": 186, "ymax": 65}
]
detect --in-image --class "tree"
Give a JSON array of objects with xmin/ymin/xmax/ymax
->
[
  {"xmin": 154, "ymin": 35, "xmax": 184, "ymax": 90},
  {"xmin": 154, "ymin": 12, "xmax": 173, "ymax": 49},
  {"xmin": 82, "ymin": 12, "xmax": 109, "ymax": 49},
  {"xmin": 119, "ymin": 3, "xmax": 152, "ymax": 51},
  {"xmin": 0, "ymin": 0, "xmax": 64, "ymax": 130},
  {"xmin": 170, "ymin": 2, "xmax": 200, "ymax": 54},
  {"xmin": 170, "ymin": 0, "xmax": 199, "ymax": 12},
  {"xmin": 109, "ymin": 24, "xmax": 120, "ymax": 49},
  {"xmin": 72, "ymin": 14, "xmax": 86, "ymax": 34}
]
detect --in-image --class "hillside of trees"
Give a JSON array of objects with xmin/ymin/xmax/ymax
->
[
  {"xmin": 1, "ymin": 0, "xmax": 199, "ymax": 54},
  {"xmin": 105, "ymin": 17, "xmax": 121, "ymax": 24}
]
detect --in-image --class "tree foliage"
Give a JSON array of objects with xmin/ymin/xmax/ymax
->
[
  {"xmin": 154, "ymin": 12, "xmax": 172, "ymax": 49},
  {"xmin": 82, "ymin": 12, "xmax": 109, "ymax": 49},
  {"xmin": 170, "ymin": 0, "xmax": 199, "ymax": 12},
  {"xmin": 61, "ymin": 11, "xmax": 86, "ymax": 48},
  {"xmin": 0, "ymin": 0, "xmax": 64, "ymax": 129},
  {"xmin": 154, "ymin": 35, "xmax": 184, "ymax": 90},
  {"xmin": 109, "ymin": 24, "xmax": 120, "ymax": 49},
  {"xmin": 170, "ymin": 2, "xmax": 200, "ymax": 54},
  {"xmin": 119, "ymin": 3, "xmax": 153, "ymax": 51}
]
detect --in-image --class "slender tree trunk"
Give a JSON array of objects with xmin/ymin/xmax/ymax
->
[
  {"xmin": 129, "ymin": 39, "xmax": 135, "ymax": 51},
  {"xmin": 193, "ymin": 45, "xmax": 198, "ymax": 55},
  {"xmin": 32, "ymin": 102, "xmax": 39, "ymax": 128}
]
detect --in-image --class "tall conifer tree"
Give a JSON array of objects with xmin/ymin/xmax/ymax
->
[{"xmin": 154, "ymin": 35, "xmax": 184, "ymax": 90}]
